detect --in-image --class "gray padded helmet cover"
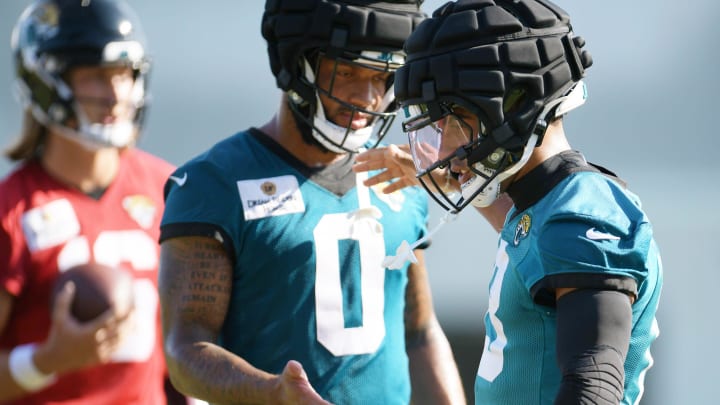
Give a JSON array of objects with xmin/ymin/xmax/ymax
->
[{"xmin": 395, "ymin": 0, "xmax": 593, "ymax": 150}]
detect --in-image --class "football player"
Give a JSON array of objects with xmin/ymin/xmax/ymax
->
[
  {"xmin": 157, "ymin": 0, "xmax": 465, "ymax": 404},
  {"xmin": 360, "ymin": 0, "xmax": 662, "ymax": 404},
  {"xmin": 0, "ymin": 0, "xmax": 180, "ymax": 403}
]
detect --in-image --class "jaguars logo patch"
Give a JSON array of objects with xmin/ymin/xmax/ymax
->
[
  {"xmin": 260, "ymin": 181, "xmax": 277, "ymax": 196},
  {"xmin": 29, "ymin": 2, "xmax": 60, "ymax": 40},
  {"xmin": 513, "ymin": 214, "xmax": 531, "ymax": 246},
  {"xmin": 122, "ymin": 195, "xmax": 157, "ymax": 229}
]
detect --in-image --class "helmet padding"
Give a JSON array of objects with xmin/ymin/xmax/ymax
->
[
  {"xmin": 396, "ymin": 0, "xmax": 593, "ymax": 156},
  {"xmin": 262, "ymin": 0, "xmax": 426, "ymax": 152}
]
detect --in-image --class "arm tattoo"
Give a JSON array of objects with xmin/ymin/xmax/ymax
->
[{"xmin": 161, "ymin": 237, "xmax": 232, "ymax": 331}]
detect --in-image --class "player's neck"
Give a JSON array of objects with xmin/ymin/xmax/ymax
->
[
  {"xmin": 41, "ymin": 132, "xmax": 122, "ymax": 194},
  {"xmin": 513, "ymin": 119, "xmax": 571, "ymax": 181}
]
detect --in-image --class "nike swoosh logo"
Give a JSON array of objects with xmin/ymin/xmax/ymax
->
[
  {"xmin": 585, "ymin": 227, "xmax": 620, "ymax": 241},
  {"xmin": 169, "ymin": 173, "xmax": 187, "ymax": 187}
]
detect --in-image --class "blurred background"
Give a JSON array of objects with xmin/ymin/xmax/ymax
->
[{"xmin": 1, "ymin": 1, "xmax": 718, "ymax": 403}]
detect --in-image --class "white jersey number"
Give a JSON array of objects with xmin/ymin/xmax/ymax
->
[
  {"xmin": 477, "ymin": 240, "xmax": 510, "ymax": 381},
  {"xmin": 314, "ymin": 212, "xmax": 386, "ymax": 356}
]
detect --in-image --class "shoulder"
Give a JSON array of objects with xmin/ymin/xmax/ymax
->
[
  {"xmin": 164, "ymin": 131, "xmax": 263, "ymax": 202},
  {"xmin": 533, "ymin": 172, "xmax": 655, "ymax": 275},
  {"xmin": 0, "ymin": 162, "xmax": 41, "ymax": 215},
  {"xmin": 178, "ymin": 129, "xmax": 260, "ymax": 174},
  {"xmin": 528, "ymin": 170, "xmax": 650, "ymax": 246},
  {"xmin": 535, "ymin": 172, "xmax": 651, "ymax": 242},
  {"xmin": 547, "ymin": 171, "xmax": 646, "ymax": 223}
]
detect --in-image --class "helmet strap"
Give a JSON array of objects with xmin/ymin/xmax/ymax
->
[{"xmin": 286, "ymin": 97, "xmax": 329, "ymax": 152}]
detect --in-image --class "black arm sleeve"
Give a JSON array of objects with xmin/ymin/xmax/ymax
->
[{"xmin": 555, "ymin": 289, "xmax": 633, "ymax": 405}]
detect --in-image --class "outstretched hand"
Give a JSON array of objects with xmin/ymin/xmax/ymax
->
[
  {"xmin": 272, "ymin": 360, "xmax": 334, "ymax": 405},
  {"xmin": 353, "ymin": 144, "xmax": 512, "ymax": 232},
  {"xmin": 353, "ymin": 144, "xmax": 420, "ymax": 194}
]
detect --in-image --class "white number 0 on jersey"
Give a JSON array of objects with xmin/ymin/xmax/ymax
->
[{"xmin": 313, "ymin": 212, "xmax": 386, "ymax": 356}]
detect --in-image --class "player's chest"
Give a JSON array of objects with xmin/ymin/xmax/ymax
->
[{"xmin": 21, "ymin": 191, "xmax": 161, "ymax": 271}]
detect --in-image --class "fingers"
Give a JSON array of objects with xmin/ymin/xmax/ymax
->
[
  {"xmin": 355, "ymin": 147, "xmax": 411, "ymax": 178},
  {"xmin": 92, "ymin": 304, "xmax": 134, "ymax": 335},
  {"xmin": 353, "ymin": 144, "xmax": 421, "ymax": 194},
  {"xmin": 78, "ymin": 304, "xmax": 134, "ymax": 360},
  {"xmin": 392, "ymin": 143, "xmax": 411, "ymax": 153},
  {"xmin": 353, "ymin": 145, "xmax": 409, "ymax": 172},
  {"xmin": 380, "ymin": 179, "xmax": 411, "ymax": 194},
  {"xmin": 94, "ymin": 327, "xmax": 123, "ymax": 363},
  {"xmin": 362, "ymin": 170, "xmax": 418, "ymax": 194},
  {"xmin": 86, "ymin": 306, "xmax": 120, "ymax": 330},
  {"xmin": 52, "ymin": 281, "xmax": 75, "ymax": 322},
  {"xmin": 280, "ymin": 360, "xmax": 334, "ymax": 404},
  {"xmin": 43, "ymin": 282, "xmax": 134, "ymax": 372},
  {"xmin": 386, "ymin": 143, "xmax": 412, "ymax": 157},
  {"xmin": 364, "ymin": 170, "xmax": 394, "ymax": 186},
  {"xmin": 352, "ymin": 156, "xmax": 386, "ymax": 172},
  {"xmin": 354, "ymin": 148, "xmax": 380, "ymax": 164},
  {"xmin": 283, "ymin": 360, "xmax": 308, "ymax": 381}
]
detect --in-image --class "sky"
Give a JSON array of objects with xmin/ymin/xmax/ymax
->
[{"xmin": 1, "ymin": 1, "xmax": 719, "ymax": 403}]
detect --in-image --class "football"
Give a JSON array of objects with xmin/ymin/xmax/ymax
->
[{"xmin": 51, "ymin": 263, "xmax": 134, "ymax": 323}]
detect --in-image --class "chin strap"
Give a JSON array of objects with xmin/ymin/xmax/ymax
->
[{"xmin": 554, "ymin": 80, "xmax": 587, "ymax": 117}]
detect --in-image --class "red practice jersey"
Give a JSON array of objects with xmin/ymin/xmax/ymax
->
[{"xmin": 0, "ymin": 149, "xmax": 175, "ymax": 405}]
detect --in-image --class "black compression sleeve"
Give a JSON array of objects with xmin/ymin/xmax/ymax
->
[{"xmin": 555, "ymin": 289, "xmax": 633, "ymax": 405}]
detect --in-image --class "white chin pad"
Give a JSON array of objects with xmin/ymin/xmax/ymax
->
[
  {"xmin": 461, "ymin": 174, "xmax": 501, "ymax": 208},
  {"xmin": 85, "ymin": 122, "xmax": 135, "ymax": 148},
  {"xmin": 460, "ymin": 133, "xmax": 540, "ymax": 208},
  {"xmin": 55, "ymin": 121, "xmax": 135, "ymax": 150},
  {"xmin": 313, "ymin": 108, "xmax": 373, "ymax": 153},
  {"xmin": 554, "ymin": 81, "xmax": 587, "ymax": 117}
]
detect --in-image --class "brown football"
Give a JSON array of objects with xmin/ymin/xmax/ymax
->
[{"xmin": 52, "ymin": 263, "xmax": 134, "ymax": 323}]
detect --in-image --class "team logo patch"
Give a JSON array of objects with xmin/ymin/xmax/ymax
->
[
  {"xmin": 369, "ymin": 182, "xmax": 405, "ymax": 212},
  {"xmin": 21, "ymin": 198, "xmax": 80, "ymax": 252},
  {"xmin": 237, "ymin": 175, "xmax": 305, "ymax": 220},
  {"xmin": 513, "ymin": 214, "xmax": 531, "ymax": 246},
  {"xmin": 122, "ymin": 195, "xmax": 157, "ymax": 229},
  {"xmin": 33, "ymin": 3, "xmax": 60, "ymax": 35},
  {"xmin": 260, "ymin": 181, "xmax": 277, "ymax": 196}
]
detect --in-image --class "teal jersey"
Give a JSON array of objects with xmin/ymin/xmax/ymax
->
[
  {"xmin": 475, "ymin": 152, "xmax": 662, "ymax": 405},
  {"xmin": 160, "ymin": 129, "xmax": 429, "ymax": 404}
]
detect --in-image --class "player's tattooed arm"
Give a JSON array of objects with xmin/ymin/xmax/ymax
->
[
  {"xmin": 159, "ymin": 236, "xmax": 244, "ymax": 401},
  {"xmin": 158, "ymin": 237, "xmax": 271, "ymax": 402},
  {"xmin": 158, "ymin": 236, "xmax": 331, "ymax": 405},
  {"xmin": 403, "ymin": 250, "xmax": 467, "ymax": 405}
]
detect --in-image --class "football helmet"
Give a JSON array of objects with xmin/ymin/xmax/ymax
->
[
  {"xmin": 261, "ymin": 0, "xmax": 426, "ymax": 153},
  {"xmin": 11, "ymin": 0, "xmax": 151, "ymax": 149},
  {"xmin": 395, "ymin": 0, "xmax": 593, "ymax": 212}
]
